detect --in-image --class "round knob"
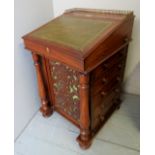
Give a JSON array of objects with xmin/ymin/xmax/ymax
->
[
  {"xmin": 115, "ymin": 88, "xmax": 120, "ymax": 93},
  {"xmin": 102, "ymin": 77, "xmax": 108, "ymax": 84},
  {"xmin": 118, "ymin": 63, "xmax": 123, "ymax": 69},
  {"xmin": 46, "ymin": 47, "xmax": 50, "ymax": 53},
  {"xmin": 124, "ymin": 37, "xmax": 129, "ymax": 43},
  {"xmin": 101, "ymin": 91, "xmax": 107, "ymax": 96},
  {"xmin": 103, "ymin": 63, "xmax": 109, "ymax": 68},
  {"xmin": 100, "ymin": 115, "xmax": 105, "ymax": 121},
  {"xmin": 116, "ymin": 76, "xmax": 121, "ymax": 82}
]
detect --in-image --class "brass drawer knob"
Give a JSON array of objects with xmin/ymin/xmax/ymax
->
[
  {"xmin": 103, "ymin": 63, "xmax": 109, "ymax": 68},
  {"xmin": 116, "ymin": 76, "xmax": 121, "ymax": 82},
  {"xmin": 102, "ymin": 77, "xmax": 108, "ymax": 84},
  {"xmin": 101, "ymin": 91, "xmax": 107, "ymax": 96},
  {"xmin": 100, "ymin": 115, "xmax": 105, "ymax": 121},
  {"xmin": 118, "ymin": 63, "xmax": 123, "ymax": 69},
  {"xmin": 115, "ymin": 88, "xmax": 120, "ymax": 93},
  {"xmin": 46, "ymin": 47, "xmax": 50, "ymax": 53},
  {"xmin": 124, "ymin": 37, "xmax": 129, "ymax": 43}
]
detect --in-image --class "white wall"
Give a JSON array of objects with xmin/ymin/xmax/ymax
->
[
  {"xmin": 123, "ymin": 63, "xmax": 140, "ymax": 95},
  {"xmin": 52, "ymin": 0, "xmax": 140, "ymax": 94},
  {"xmin": 14, "ymin": 0, "xmax": 53, "ymax": 140}
]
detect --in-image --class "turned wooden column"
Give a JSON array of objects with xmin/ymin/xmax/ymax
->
[
  {"xmin": 77, "ymin": 73, "xmax": 91, "ymax": 149},
  {"xmin": 32, "ymin": 52, "xmax": 53, "ymax": 117}
]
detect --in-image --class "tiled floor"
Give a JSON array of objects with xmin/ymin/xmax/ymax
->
[{"xmin": 15, "ymin": 94, "xmax": 140, "ymax": 155}]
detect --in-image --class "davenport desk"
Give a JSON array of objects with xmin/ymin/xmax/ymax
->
[{"xmin": 22, "ymin": 8, "xmax": 134, "ymax": 149}]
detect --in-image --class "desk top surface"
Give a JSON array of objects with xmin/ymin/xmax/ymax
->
[
  {"xmin": 24, "ymin": 8, "xmax": 133, "ymax": 54},
  {"xmin": 29, "ymin": 16, "xmax": 112, "ymax": 51}
]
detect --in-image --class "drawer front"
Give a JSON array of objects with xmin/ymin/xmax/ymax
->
[
  {"xmin": 91, "ymin": 89, "xmax": 120, "ymax": 130},
  {"xmin": 90, "ymin": 48, "xmax": 127, "ymax": 131},
  {"xmin": 100, "ymin": 48, "xmax": 125, "ymax": 71},
  {"xmin": 91, "ymin": 64, "xmax": 123, "ymax": 96},
  {"xmin": 91, "ymin": 81, "xmax": 121, "ymax": 109},
  {"xmin": 91, "ymin": 48, "xmax": 125, "ymax": 81},
  {"xmin": 90, "ymin": 50, "xmax": 126, "ymax": 98}
]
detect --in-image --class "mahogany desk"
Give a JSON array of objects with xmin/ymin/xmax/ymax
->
[{"xmin": 23, "ymin": 8, "xmax": 134, "ymax": 149}]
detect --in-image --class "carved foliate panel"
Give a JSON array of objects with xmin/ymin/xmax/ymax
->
[{"xmin": 50, "ymin": 60, "xmax": 80, "ymax": 121}]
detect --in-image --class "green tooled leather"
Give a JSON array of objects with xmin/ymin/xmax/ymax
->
[{"xmin": 30, "ymin": 15, "xmax": 112, "ymax": 51}]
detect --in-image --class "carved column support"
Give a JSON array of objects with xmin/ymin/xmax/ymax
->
[
  {"xmin": 32, "ymin": 52, "xmax": 53, "ymax": 117},
  {"xmin": 77, "ymin": 73, "xmax": 91, "ymax": 149}
]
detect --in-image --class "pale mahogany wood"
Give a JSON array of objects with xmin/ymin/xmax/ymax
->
[
  {"xmin": 23, "ymin": 8, "xmax": 134, "ymax": 149},
  {"xmin": 32, "ymin": 53, "xmax": 53, "ymax": 117}
]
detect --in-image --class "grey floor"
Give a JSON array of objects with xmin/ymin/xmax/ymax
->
[{"xmin": 15, "ymin": 94, "xmax": 140, "ymax": 155}]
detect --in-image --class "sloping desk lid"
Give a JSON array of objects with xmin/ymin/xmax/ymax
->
[{"xmin": 23, "ymin": 8, "xmax": 133, "ymax": 58}]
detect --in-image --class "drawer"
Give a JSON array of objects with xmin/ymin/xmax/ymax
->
[
  {"xmin": 99, "ymin": 76, "xmax": 122, "ymax": 97},
  {"xmin": 91, "ymin": 60, "xmax": 123, "ymax": 96},
  {"xmin": 102, "ymin": 48, "xmax": 126, "ymax": 70},
  {"xmin": 91, "ymin": 88, "xmax": 120, "ymax": 130},
  {"xmin": 91, "ymin": 73, "xmax": 121, "ymax": 97},
  {"xmin": 91, "ymin": 51, "xmax": 125, "ymax": 84},
  {"xmin": 91, "ymin": 82, "xmax": 121, "ymax": 109}
]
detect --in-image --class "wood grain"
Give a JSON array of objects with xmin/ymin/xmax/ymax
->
[{"xmin": 22, "ymin": 8, "xmax": 134, "ymax": 149}]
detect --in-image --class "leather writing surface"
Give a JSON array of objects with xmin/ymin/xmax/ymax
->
[{"xmin": 29, "ymin": 15, "xmax": 112, "ymax": 51}]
